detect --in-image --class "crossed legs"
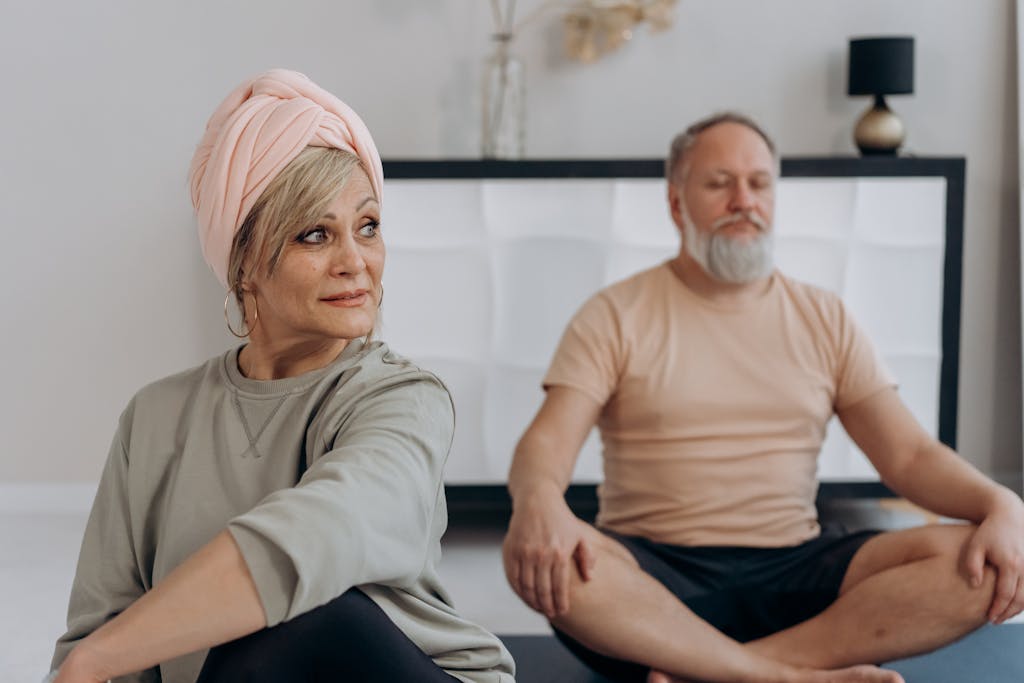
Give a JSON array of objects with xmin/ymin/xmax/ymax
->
[
  {"xmin": 550, "ymin": 524, "xmax": 994, "ymax": 683},
  {"xmin": 746, "ymin": 524, "xmax": 994, "ymax": 668}
]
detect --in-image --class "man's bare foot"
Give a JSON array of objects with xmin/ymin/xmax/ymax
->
[
  {"xmin": 647, "ymin": 664, "xmax": 904, "ymax": 683},
  {"xmin": 802, "ymin": 667, "xmax": 904, "ymax": 683},
  {"xmin": 646, "ymin": 671, "xmax": 679, "ymax": 683}
]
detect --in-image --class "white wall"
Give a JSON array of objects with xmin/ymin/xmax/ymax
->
[{"xmin": 1, "ymin": 0, "xmax": 1019, "ymax": 490}]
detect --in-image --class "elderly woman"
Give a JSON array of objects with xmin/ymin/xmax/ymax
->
[{"xmin": 48, "ymin": 70, "xmax": 515, "ymax": 683}]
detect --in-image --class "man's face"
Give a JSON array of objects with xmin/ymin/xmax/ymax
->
[{"xmin": 669, "ymin": 122, "xmax": 777, "ymax": 283}]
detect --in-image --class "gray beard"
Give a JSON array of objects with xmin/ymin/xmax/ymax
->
[{"xmin": 682, "ymin": 209, "xmax": 775, "ymax": 284}]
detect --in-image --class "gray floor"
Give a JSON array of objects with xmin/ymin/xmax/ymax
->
[
  {"xmin": 504, "ymin": 627, "xmax": 1024, "ymax": 683},
  {"xmin": 2, "ymin": 511, "xmax": 88, "ymax": 682},
  {"xmin": 4, "ymin": 496, "xmax": 1022, "ymax": 682}
]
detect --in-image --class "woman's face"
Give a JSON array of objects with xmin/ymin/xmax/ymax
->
[{"xmin": 247, "ymin": 168, "xmax": 384, "ymax": 346}]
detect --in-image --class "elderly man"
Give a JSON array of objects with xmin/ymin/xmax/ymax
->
[{"xmin": 502, "ymin": 112, "xmax": 1024, "ymax": 683}]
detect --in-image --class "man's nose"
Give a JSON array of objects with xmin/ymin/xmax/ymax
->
[{"xmin": 728, "ymin": 182, "xmax": 755, "ymax": 212}]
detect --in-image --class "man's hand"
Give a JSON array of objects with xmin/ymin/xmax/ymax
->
[
  {"xmin": 961, "ymin": 496, "xmax": 1024, "ymax": 624},
  {"xmin": 502, "ymin": 491, "xmax": 598, "ymax": 619}
]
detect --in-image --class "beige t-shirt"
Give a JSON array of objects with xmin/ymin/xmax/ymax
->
[{"xmin": 544, "ymin": 263, "xmax": 894, "ymax": 548}]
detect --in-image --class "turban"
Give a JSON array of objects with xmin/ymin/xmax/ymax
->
[{"xmin": 188, "ymin": 69, "xmax": 383, "ymax": 288}]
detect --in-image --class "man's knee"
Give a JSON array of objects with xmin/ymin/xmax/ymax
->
[
  {"xmin": 907, "ymin": 525, "xmax": 996, "ymax": 625},
  {"xmin": 880, "ymin": 523, "xmax": 976, "ymax": 565},
  {"xmin": 960, "ymin": 565, "xmax": 999, "ymax": 625},
  {"xmin": 843, "ymin": 523, "xmax": 978, "ymax": 595},
  {"xmin": 916, "ymin": 523, "xmax": 976, "ymax": 558},
  {"xmin": 591, "ymin": 531, "xmax": 642, "ymax": 568},
  {"xmin": 557, "ymin": 533, "xmax": 642, "ymax": 614}
]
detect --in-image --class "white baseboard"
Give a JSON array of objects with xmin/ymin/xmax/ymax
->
[{"xmin": 0, "ymin": 483, "xmax": 98, "ymax": 514}]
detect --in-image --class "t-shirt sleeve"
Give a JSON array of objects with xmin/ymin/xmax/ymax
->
[
  {"xmin": 227, "ymin": 372, "xmax": 454, "ymax": 627},
  {"xmin": 50, "ymin": 411, "xmax": 158, "ymax": 682},
  {"xmin": 543, "ymin": 292, "xmax": 623, "ymax": 407},
  {"xmin": 832, "ymin": 297, "xmax": 898, "ymax": 410}
]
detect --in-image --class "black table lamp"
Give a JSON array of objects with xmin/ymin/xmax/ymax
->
[{"xmin": 847, "ymin": 36, "xmax": 915, "ymax": 155}]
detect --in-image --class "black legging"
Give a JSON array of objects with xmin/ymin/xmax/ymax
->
[{"xmin": 197, "ymin": 588, "xmax": 460, "ymax": 682}]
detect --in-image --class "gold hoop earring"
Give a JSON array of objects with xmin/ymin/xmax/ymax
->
[
  {"xmin": 378, "ymin": 284, "xmax": 384, "ymax": 309},
  {"xmin": 223, "ymin": 291, "xmax": 258, "ymax": 338}
]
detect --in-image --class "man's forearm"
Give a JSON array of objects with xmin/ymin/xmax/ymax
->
[
  {"xmin": 507, "ymin": 434, "xmax": 576, "ymax": 505},
  {"xmin": 506, "ymin": 386, "xmax": 602, "ymax": 507},
  {"xmin": 59, "ymin": 530, "xmax": 266, "ymax": 681},
  {"xmin": 885, "ymin": 439, "xmax": 1019, "ymax": 522}
]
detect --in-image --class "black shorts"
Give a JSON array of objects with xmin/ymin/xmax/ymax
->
[{"xmin": 554, "ymin": 524, "xmax": 880, "ymax": 682}]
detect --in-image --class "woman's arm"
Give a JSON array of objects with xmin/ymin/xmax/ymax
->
[
  {"xmin": 226, "ymin": 372, "xmax": 454, "ymax": 625},
  {"xmin": 51, "ymin": 425, "xmax": 152, "ymax": 681},
  {"xmin": 57, "ymin": 370, "xmax": 453, "ymax": 680},
  {"xmin": 55, "ymin": 531, "xmax": 264, "ymax": 683}
]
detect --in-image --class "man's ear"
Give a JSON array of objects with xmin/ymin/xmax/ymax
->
[{"xmin": 667, "ymin": 183, "xmax": 684, "ymax": 231}]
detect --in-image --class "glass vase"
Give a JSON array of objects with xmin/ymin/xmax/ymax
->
[{"xmin": 481, "ymin": 32, "xmax": 525, "ymax": 159}]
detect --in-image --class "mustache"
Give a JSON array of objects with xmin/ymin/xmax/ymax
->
[{"xmin": 711, "ymin": 211, "xmax": 769, "ymax": 233}]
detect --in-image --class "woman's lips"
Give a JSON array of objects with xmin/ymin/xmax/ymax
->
[{"xmin": 321, "ymin": 291, "xmax": 368, "ymax": 308}]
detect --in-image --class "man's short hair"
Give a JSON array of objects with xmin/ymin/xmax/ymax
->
[{"xmin": 665, "ymin": 112, "xmax": 778, "ymax": 184}]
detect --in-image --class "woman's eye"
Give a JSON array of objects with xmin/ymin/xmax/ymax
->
[
  {"xmin": 299, "ymin": 227, "xmax": 328, "ymax": 244},
  {"xmin": 358, "ymin": 220, "xmax": 380, "ymax": 238}
]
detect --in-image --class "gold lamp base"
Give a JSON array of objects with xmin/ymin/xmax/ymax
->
[{"xmin": 854, "ymin": 95, "xmax": 905, "ymax": 155}]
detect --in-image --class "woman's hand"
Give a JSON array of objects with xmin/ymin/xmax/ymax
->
[
  {"xmin": 51, "ymin": 644, "xmax": 109, "ymax": 683},
  {"xmin": 52, "ymin": 530, "xmax": 264, "ymax": 683}
]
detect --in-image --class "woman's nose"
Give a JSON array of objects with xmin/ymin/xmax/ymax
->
[{"xmin": 330, "ymin": 234, "xmax": 367, "ymax": 275}]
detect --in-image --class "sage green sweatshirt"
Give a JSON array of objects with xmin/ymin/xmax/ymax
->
[{"xmin": 51, "ymin": 340, "xmax": 515, "ymax": 682}]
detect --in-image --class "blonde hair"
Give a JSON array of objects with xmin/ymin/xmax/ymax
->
[{"xmin": 227, "ymin": 146, "xmax": 365, "ymax": 309}]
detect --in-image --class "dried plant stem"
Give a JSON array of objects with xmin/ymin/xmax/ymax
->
[
  {"xmin": 490, "ymin": 0, "xmax": 503, "ymax": 29},
  {"xmin": 491, "ymin": 0, "xmax": 519, "ymax": 33}
]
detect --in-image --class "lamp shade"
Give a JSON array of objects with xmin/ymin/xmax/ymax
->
[{"xmin": 847, "ymin": 37, "xmax": 914, "ymax": 96}]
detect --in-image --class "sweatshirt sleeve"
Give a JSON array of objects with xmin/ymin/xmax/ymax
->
[
  {"xmin": 227, "ymin": 371, "xmax": 454, "ymax": 627},
  {"xmin": 51, "ymin": 419, "xmax": 159, "ymax": 682}
]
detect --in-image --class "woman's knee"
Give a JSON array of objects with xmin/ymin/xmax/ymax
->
[{"xmin": 197, "ymin": 588, "xmax": 414, "ymax": 682}]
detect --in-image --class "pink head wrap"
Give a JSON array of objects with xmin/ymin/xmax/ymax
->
[{"xmin": 188, "ymin": 69, "xmax": 383, "ymax": 288}]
